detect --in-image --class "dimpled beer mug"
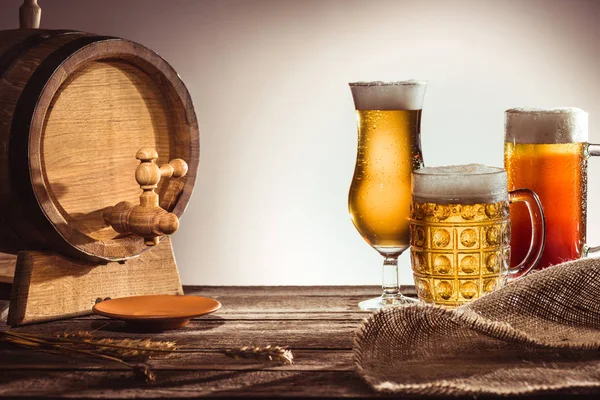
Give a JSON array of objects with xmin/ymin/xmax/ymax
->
[
  {"xmin": 505, "ymin": 108, "xmax": 600, "ymax": 269},
  {"xmin": 409, "ymin": 164, "xmax": 546, "ymax": 307},
  {"xmin": 348, "ymin": 80, "xmax": 427, "ymax": 310}
]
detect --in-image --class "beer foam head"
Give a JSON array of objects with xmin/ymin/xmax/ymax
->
[
  {"xmin": 349, "ymin": 80, "xmax": 427, "ymax": 110},
  {"xmin": 412, "ymin": 164, "xmax": 507, "ymax": 203},
  {"xmin": 505, "ymin": 107, "xmax": 588, "ymax": 144}
]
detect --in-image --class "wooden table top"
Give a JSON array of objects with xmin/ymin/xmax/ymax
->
[
  {"xmin": 2, "ymin": 285, "xmax": 597, "ymax": 399},
  {"xmin": 0, "ymin": 285, "xmax": 417, "ymax": 399}
]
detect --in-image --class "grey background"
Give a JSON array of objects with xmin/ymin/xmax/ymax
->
[{"xmin": 1, "ymin": 0, "xmax": 599, "ymax": 285}]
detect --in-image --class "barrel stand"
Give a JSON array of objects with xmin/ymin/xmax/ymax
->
[{"xmin": 0, "ymin": 237, "xmax": 183, "ymax": 326}]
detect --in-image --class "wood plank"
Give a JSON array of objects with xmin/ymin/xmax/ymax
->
[
  {"xmin": 2, "ymin": 283, "xmax": 417, "ymax": 324},
  {"xmin": 190, "ymin": 295, "xmax": 373, "ymax": 314},
  {"xmin": 0, "ymin": 370, "xmax": 376, "ymax": 398},
  {"xmin": 200, "ymin": 311, "xmax": 369, "ymax": 320},
  {"xmin": 0, "ymin": 369, "xmax": 595, "ymax": 399},
  {"xmin": 183, "ymin": 285, "xmax": 416, "ymax": 297},
  {"xmin": 0, "ymin": 300, "xmax": 7, "ymax": 323},
  {"xmin": 7, "ymin": 311, "xmax": 370, "ymax": 321},
  {"xmin": 0, "ymin": 286, "xmax": 420, "ymax": 399},
  {"xmin": 8, "ymin": 318, "xmax": 360, "ymax": 349},
  {"xmin": 5, "ymin": 285, "xmax": 415, "ymax": 323},
  {"xmin": 199, "ymin": 312, "xmax": 369, "ymax": 321},
  {"xmin": 181, "ymin": 285, "xmax": 415, "ymax": 315},
  {"xmin": 0, "ymin": 349, "xmax": 355, "ymax": 372},
  {"xmin": 0, "ymin": 252, "xmax": 16, "ymax": 284}
]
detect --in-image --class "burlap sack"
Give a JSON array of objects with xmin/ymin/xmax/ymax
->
[{"xmin": 354, "ymin": 258, "xmax": 600, "ymax": 397}]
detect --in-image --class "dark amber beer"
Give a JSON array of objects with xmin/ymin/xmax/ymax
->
[
  {"xmin": 505, "ymin": 108, "xmax": 589, "ymax": 269},
  {"xmin": 505, "ymin": 142, "xmax": 586, "ymax": 268}
]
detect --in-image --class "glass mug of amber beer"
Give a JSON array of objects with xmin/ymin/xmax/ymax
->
[
  {"xmin": 348, "ymin": 80, "xmax": 427, "ymax": 310},
  {"xmin": 409, "ymin": 165, "xmax": 546, "ymax": 306},
  {"xmin": 505, "ymin": 108, "xmax": 600, "ymax": 269}
]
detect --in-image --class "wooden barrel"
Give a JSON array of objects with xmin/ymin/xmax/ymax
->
[{"xmin": 0, "ymin": 29, "xmax": 199, "ymax": 263}]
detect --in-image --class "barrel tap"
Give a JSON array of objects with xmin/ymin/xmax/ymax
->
[{"xmin": 103, "ymin": 147, "xmax": 188, "ymax": 246}]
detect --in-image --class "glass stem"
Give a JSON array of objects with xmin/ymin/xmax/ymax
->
[{"xmin": 382, "ymin": 255, "xmax": 400, "ymax": 296}]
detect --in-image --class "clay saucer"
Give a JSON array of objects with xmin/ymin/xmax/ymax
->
[{"xmin": 92, "ymin": 295, "xmax": 221, "ymax": 331}]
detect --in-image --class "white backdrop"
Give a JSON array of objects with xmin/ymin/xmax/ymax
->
[{"xmin": 1, "ymin": 0, "xmax": 599, "ymax": 286}]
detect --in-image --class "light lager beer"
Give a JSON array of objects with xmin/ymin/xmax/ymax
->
[
  {"xmin": 348, "ymin": 80, "xmax": 427, "ymax": 310},
  {"xmin": 348, "ymin": 109, "xmax": 423, "ymax": 255}
]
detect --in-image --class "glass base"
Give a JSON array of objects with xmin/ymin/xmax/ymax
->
[{"xmin": 358, "ymin": 293, "xmax": 419, "ymax": 311}]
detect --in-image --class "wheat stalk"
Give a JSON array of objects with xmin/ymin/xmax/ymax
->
[
  {"xmin": 0, "ymin": 329, "xmax": 295, "ymax": 383},
  {"xmin": 224, "ymin": 345, "xmax": 294, "ymax": 365},
  {"xmin": 0, "ymin": 331, "xmax": 156, "ymax": 382},
  {"xmin": 57, "ymin": 331, "xmax": 178, "ymax": 359}
]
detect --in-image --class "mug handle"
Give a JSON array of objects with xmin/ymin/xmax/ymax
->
[
  {"xmin": 583, "ymin": 144, "xmax": 600, "ymax": 256},
  {"xmin": 508, "ymin": 189, "xmax": 546, "ymax": 280}
]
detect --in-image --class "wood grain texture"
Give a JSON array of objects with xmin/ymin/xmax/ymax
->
[
  {"xmin": 8, "ymin": 318, "xmax": 360, "ymax": 349},
  {"xmin": 103, "ymin": 147, "xmax": 188, "ymax": 246},
  {"xmin": 0, "ymin": 31, "xmax": 90, "ymax": 252},
  {"xmin": 0, "ymin": 30, "xmax": 199, "ymax": 262},
  {"xmin": 0, "ymin": 370, "xmax": 377, "ymax": 398},
  {"xmin": 8, "ymin": 237, "xmax": 183, "ymax": 326},
  {"xmin": 0, "ymin": 286, "xmax": 394, "ymax": 398},
  {"xmin": 0, "ymin": 253, "xmax": 16, "ymax": 284},
  {"xmin": 42, "ymin": 61, "xmax": 174, "ymax": 243},
  {"xmin": 0, "ymin": 349, "xmax": 356, "ymax": 371},
  {"xmin": 2, "ymin": 285, "xmax": 587, "ymax": 399},
  {"xmin": 19, "ymin": 0, "xmax": 41, "ymax": 29},
  {"xmin": 0, "ymin": 300, "xmax": 7, "ymax": 322}
]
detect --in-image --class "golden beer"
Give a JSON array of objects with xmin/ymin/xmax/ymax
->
[
  {"xmin": 410, "ymin": 198, "xmax": 510, "ymax": 306},
  {"xmin": 348, "ymin": 80, "xmax": 427, "ymax": 309},
  {"xmin": 348, "ymin": 109, "xmax": 423, "ymax": 255},
  {"xmin": 410, "ymin": 165, "xmax": 545, "ymax": 307}
]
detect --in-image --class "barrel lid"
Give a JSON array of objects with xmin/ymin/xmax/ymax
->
[{"xmin": 10, "ymin": 36, "xmax": 199, "ymax": 262}]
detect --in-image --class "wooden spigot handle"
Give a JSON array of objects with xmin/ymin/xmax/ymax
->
[
  {"xmin": 20, "ymin": 0, "xmax": 41, "ymax": 29},
  {"xmin": 104, "ymin": 147, "xmax": 188, "ymax": 246}
]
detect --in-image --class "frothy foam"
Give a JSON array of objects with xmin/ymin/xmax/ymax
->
[
  {"xmin": 349, "ymin": 80, "xmax": 427, "ymax": 110},
  {"xmin": 412, "ymin": 164, "xmax": 507, "ymax": 203},
  {"xmin": 505, "ymin": 107, "xmax": 588, "ymax": 144}
]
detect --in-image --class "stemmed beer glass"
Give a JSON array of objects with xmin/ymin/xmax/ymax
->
[{"xmin": 348, "ymin": 81, "xmax": 427, "ymax": 310}]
